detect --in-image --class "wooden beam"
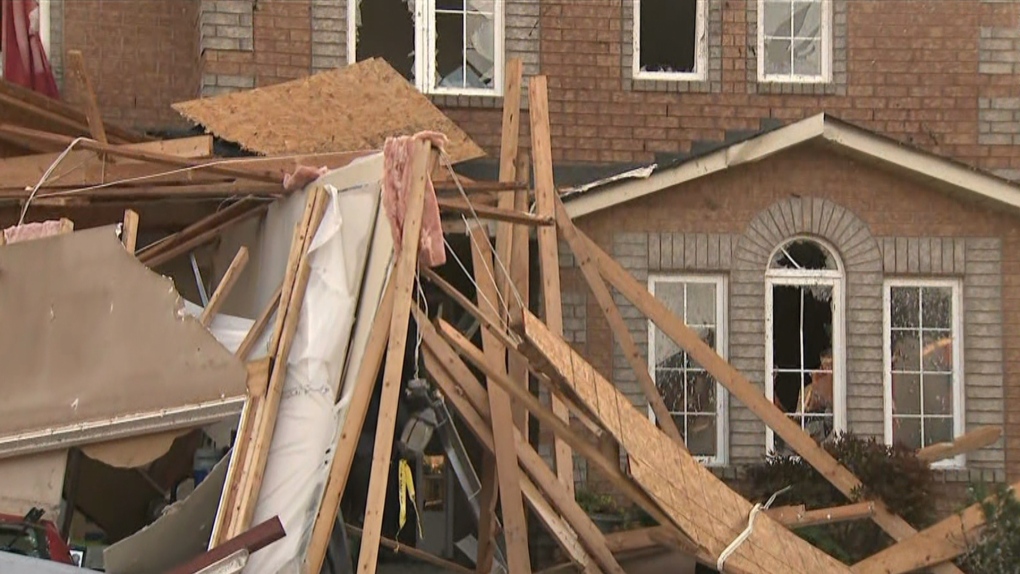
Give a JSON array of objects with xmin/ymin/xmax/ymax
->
[
  {"xmin": 346, "ymin": 525, "xmax": 474, "ymax": 574},
  {"xmin": 121, "ymin": 209, "xmax": 139, "ymax": 253},
  {"xmin": 66, "ymin": 50, "xmax": 108, "ymax": 144},
  {"xmin": 916, "ymin": 426, "xmax": 1001, "ymax": 464},
  {"xmin": 508, "ymin": 152, "xmax": 532, "ymax": 437},
  {"xmin": 529, "ymin": 75, "xmax": 574, "ymax": 495},
  {"xmin": 11, "ymin": 181, "xmax": 283, "ymax": 201},
  {"xmin": 354, "ymin": 140, "xmax": 433, "ymax": 574},
  {"xmin": 0, "ymin": 125, "xmax": 282, "ymax": 184},
  {"xmin": 438, "ymin": 197, "xmax": 552, "ymax": 226},
  {"xmin": 603, "ymin": 526, "xmax": 686, "ymax": 555},
  {"xmin": 236, "ymin": 285, "xmax": 283, "ymax": 361},
  {"xmin": 852, "ymin": 481, "xmax": 1020, "ymax": 573},
  {"xmin": 553, "ymin": 196, "xmax": 684, "ymax": 446},
  {"xmin": 200, "ymin": 247, "xmax": 250, "ymax": 327},
  {"xmin": 140, "ymin": 201, "xmax": 270, "ymax": 269},
  {"xmin": 166, "ymin": 516, "xmax": 285, "ymax": 574},
  {"xmin": 767, "ymin": 502, "xmax": 876, "ymax": 528},
  {"xmin": 303, "ymin": 278, "xmax": 395, "ymax": 574},
  {"xmin": 574, "ymin": 229, "xmax": 963, "ymax": 574}
]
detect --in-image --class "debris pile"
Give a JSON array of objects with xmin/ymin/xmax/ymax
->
[{"xmin": 0, "ymin": 56, "xmax": 1008, "ymax": 574}]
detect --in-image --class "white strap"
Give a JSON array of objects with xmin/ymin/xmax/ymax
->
[{"xmin": 717, "ymin": 486, "xmax": 791, "ymax": 571}]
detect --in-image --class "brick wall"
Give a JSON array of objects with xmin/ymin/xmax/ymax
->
[
  {"xmin": 564, "ymin": 143, "xmax": 1016, "ymax": 481},
  {"xmin": 61, "ymin": 0, "xmax": 201, "ymax": 130}
]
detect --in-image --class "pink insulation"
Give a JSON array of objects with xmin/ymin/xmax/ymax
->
[
  {"xmin": 283, "ymin": 164, "xmax": 330, "ymax": 192},
  {"xmin": 381, "ymin": 131, "xmax": 448, "ymax": 268},
  {"xmin": 3, "ymin": 220, "xmax": 67, "ymax": 244}
]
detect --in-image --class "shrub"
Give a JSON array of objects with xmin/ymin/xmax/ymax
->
[
  {"xmin": 957, "ymin": 483, "xmax": 1020, "ymax": 574},
  {"xmin": 743, "ymin": 432, "xmax": 936, "ymax": 564}
]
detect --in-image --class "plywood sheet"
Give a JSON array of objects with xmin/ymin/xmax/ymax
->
[
  {"xmin": 0, "ymin": 225, "xmax": 247, "ymax": 437},
  {"xmin": 516, "ymin": 310, "xmax": 851, "ymax": 574},
  {"xmin": 172, "ymin": 58, "xmax": 485, "ymax": 164}
]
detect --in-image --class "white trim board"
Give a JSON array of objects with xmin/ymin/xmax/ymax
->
[{"xmin": 563, "ymin": 113, "xmax": 1020, "ymax": 220}]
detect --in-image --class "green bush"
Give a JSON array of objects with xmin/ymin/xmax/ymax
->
[
  {"xmin": 743, "ymin": 432, "xmax": 936, "ymax": 564},
  {"xmin": 957, "ymin": 483, "xmax": 1020, "ymax": 573}
]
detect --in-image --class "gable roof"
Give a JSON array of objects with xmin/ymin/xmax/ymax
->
[{"xmin": 563, "ymin": 113, "xmax": 1020, "ymax": 219}]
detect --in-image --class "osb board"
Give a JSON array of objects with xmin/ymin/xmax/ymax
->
[
  {"xmin": 0, "ymin": 225, "xmax": 247, "ymax": 437},
  {"xmin": 516, "ymin": 310, "xmax": 851, "ymax": 574},
  {"xmin": 172, "ymin": 58, "xmax": 486, "ymax": 164}
]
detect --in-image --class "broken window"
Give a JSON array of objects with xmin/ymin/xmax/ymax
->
[
  {"xmin": 633, "ymin": 0, "xmax": 705, "ymax": 79},
  {"xmin": 766, "ymin": 238, "xmax": 844, "ymax": 456},
  {"xmin": 349, "ymin": 0, "xmax": 503, "ymax": 95},
  {"xmin": 885, "ymin": 281, "xmax": 962, "ymax": 464},
  {"xmin": 759, "ymin": 0, "xmax": 829, "ymax": 82},
  {"xmin": 649, "ymin": 275, "xmax": 727, "ymax": 464}
]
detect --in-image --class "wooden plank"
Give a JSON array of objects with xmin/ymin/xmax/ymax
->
[
  {"xmin": 469, "ymin": 222, "xmax": 532, "ymax": 573},
  {"xmin": 767, "ymin": 502, "xmax": 875, "ymax": 528},
  {"xmin": 200, "ymin": 247, "xmax": 250, "ymax": 327},
  {"xmin": 916, "ymin": 425, "xmax": 1001, "ymax": 464},
  {"xmin": 514, "ymin": 310, "xmax": 849, "ymax": 574},
  {"xmin": 474, "ymin": 455, "xmax": 500, "ymax": 574},
  {"xmin": 852, "ymin": 480, "xmax": 1020, "ymax": 573},
  {"xmin": 0, "ymin": 125, "xmax": 282, "ymax": 184},
  {"xmin": 167, "ymin": 516, "xmax": 285, "ymax": 574},
  {"xmin": 303, "ymin": 278, "xmax": 395, "ymax": 574},
  {"xmin": 66, "ymin": 50, "xmax": 108, "ymax": 144},
  {"xmin": 575, "ymin": 229, "xmax": 965, "ymax": 574},
  {"xmin": 140, "ymin": 202, "xmax": 270, "ymax": 269},
  {"xmin": 508, "ymin": 152, "xmax": 532, "ymax": 437},
  {"xmin": 603, "ymin": 526, "xmax": 685, "ymax": 555},
  {"xmin": 354, "ymin": 140, "xmax": 433, "ymax": 574},
  {"xmin": 438, "ymin": 198, "xmax": 552, "ymax": 226},
  {"xmin": 347, "ymin": 525, "xmax": 473, "ymax": 574},
  {"xmin": 553, "ymin": 197, "xmax": 684, "ymax": 446},
  {"xmin": 236, "ymin": 285, "xmax": 283, "ymax": 361},
  {"xmin": 529, "ymin": 75, "xmax": 574, "ymax": 494},
  {"xmin": 121, "ymin": 209, "xmax": 139, "ymax": 253}
]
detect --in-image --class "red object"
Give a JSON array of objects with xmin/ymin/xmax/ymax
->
[
  {"xmin": 1, "ymin": 0, "xmax": 59, "ymax": 98},
  {"xmin": 0, "ymin": 512, "xmax": 74, "ymax": 565}
]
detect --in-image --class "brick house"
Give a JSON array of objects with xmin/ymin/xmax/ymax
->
[{"xmin": 39, "ymin": 0, "xmax": 1020, "ymax": 488}]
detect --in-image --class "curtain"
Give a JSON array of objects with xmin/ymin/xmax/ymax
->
[{"xmin": 2, "ymin": 0, "xmax": 59, "ymax": 98}]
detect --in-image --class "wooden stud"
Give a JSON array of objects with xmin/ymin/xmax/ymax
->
[
  {"xmin": 766, "ymin": 502, "xmax": 875, "ymax": 528},
  {"xmin": 121, "ymin": 209, "xmax": 139, "ymax": 253},
  {"xmin": 553, "ymin": 196, "xmax": 684, "ymax": 446},
  {"xmin": 303, "ymin": 278, "xmax": 396, "ymax": 574},
  {"xmin": 346, "ymin": 525, "xmax": 474, "ymax": 574},
  {"xmin": 603, "ymin": 526, "xmax": 686, "ymax": 555},
  {"xmin": 236, "ymin": 285, "xmax": 283, "ymax": 361},
  {"xmin": 438, "ymin": 199, "xmax": 551, "ymax": 226},
  {"xmin": 574, "ymin": 229, "xmax": 963, "ymax": 574},
  {"xmin": 469, "ymin": 222, "xmax": 532, "ymax": 573},
  {"xmin": 66, "ymin": 50, "xmax": 109, "ymax": 145},
  {"xmin": 916, "ymin": 425, "xmax": 1001, "ymax": 464},
  {"xmin": 199, "ymin": 246, "xmax": 250, "ymax": 327},
  {"xmin": 508, "ymin": 152, "xmax": 532, "ymax": 437},
  {"xmin": 529, "ymin": 75, "xmax": 574, "ymax": 494},
  {"xmin": 354, "ymin": 140, "xmax": 433, "ymax": 574},
  {"xmin": 140, "ymin": 202, "xmax": 269, "ymax": 269}
]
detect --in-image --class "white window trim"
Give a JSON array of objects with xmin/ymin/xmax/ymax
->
[
  {"xmin": 882, "ymin": 278, "xmax": 966, "ymax": 469},
  {"xmin": 756, "ymin": 0, "xmax": 832, "ymax": 84},
  {"xmin": 632, "ymin": 0, "xmax": 708, "ymax": 82},
  {"xmin": 347, "ymin": 0, "xmax": 505, "ymax": 97},
  {"xmin": 647, "ymin": 273, "xmax": 729, "ymax": 466},
  {"xmin": 764, "ymin": 237, "xmax": 846, "ymax": 454}
]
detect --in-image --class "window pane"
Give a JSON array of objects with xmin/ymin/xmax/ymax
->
[
  {"xmin": 792, "ymin": 1, "xmax": 820, "ymax": 38},
  {"xmin": 890, "ymin": 287, "xmax": 920, "ymax": 328},
  {"xmin": 764, "ymin": 38, "xmax": 792, "ymax": 75},
  {"xmin": 655, "ymin": 369, "xmax": 685, "ymax": 411},
  {"xmin": 891, "ymin": 330, "xmax": 921, "ymax": 371},
  {"xmin": 638, "ymin": 0, "xmax": 699, "ymax": 74},
  {"xmin": 924, "ymin": 417, "xmax": 954, "ymax": 447},
  {"xmin": 792, "ymin": 39, "xmax": 820, "ymax": 76},
  {"xmin": 893, "ymin": 373, "xmax": 920, "ymax": 415},
  {"xmin": 893, "ymin": 417, "xmax": 922, "ymax": 450},
  {"xmin": 763, "ymin": 1, "xmax": 791, "ymax": 37},
  {"xmin": 922, "ymin": 332, "xmax": 953, "ymax": 372},
  {"xmin": 434, "ymin": 10, "xmax": 466, "ymax": 88},
  {"xmin": 654, "ymin": 334, "xmax": 681, "ymax": 369},
  {"xmin": 923, "ymin": 374, "xmax": 952, "ymax": 416},
  {"xmin": 687, "ymin": 371, "xmax": 716, "ymax": 412},
  {"xmin": 656, "ymin": 282, "xmax": 686, "ymax": 320},
  {"xmin": 465, "ymin": 12, "xmax": 496, "ymax": 85},
  {"xmin": 769, "ymin": 239, "xmax": 837, "ymax": 270},
  {"xmin": 435, "ymin": 0, "xmax": 464, "ymax": 9},
  {"xmin": 686, "ymin": 283, "xmax": 716, "ymax": 326},
  {"xmin": 686, "ymin": 415, "xmax": 717, "ymax": 457},
  {"xmin": 921, "ymin": 287, "xmax": 953, "ymax": 329}
]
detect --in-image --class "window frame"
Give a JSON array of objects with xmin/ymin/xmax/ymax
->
[
  {"xmin": 764, "ymin": 237, "xmax": 846, "ymax": 454},
  {"xmin": 756, "ymin": 0, "xmax": 832, "ymax": 84},
  {"xmin": 882, "ymin": 278, "xmax": 966, "ymax": 469},
  {"xmin": 632, "ymin": 0, "xmax": 708, "ymax": 82},
  {"xmin": 646, "ymin": 273, "xmax": 729, "ymax": 466},
  {"xmin": 346, "ymin": 0, "xmax": 505, "ymax": 97}
]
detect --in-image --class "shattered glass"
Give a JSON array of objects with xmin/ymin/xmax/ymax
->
[
  {"xmin": 762, "ymin": 0, "xmax": 823, "ymax": 77},
  {"xmin": 637, "ymin": 0, "xmax": 699, "ymax": 75},
  {"xmin": 435, "ymin": 0, "xmax": 496, "ymax": 91},
  {"xmin": 769, "ymin": 239, "xmax": 837, "ymax": 271}
]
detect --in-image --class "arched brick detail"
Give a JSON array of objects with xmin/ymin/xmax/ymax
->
[{"xmin": 726, "ymin": 197, "xmax": 885, "ymax": 463}]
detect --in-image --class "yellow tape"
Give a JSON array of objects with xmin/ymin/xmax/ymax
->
[{"xmin": 397, "ymin": 459, "xmax": 423, "ymax": 538}]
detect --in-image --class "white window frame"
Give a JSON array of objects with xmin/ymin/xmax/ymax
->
[
  {"xmin": 764, "ymin": 237, "xmax": 846, "ymax": 454},
  {"xmin": 632, "ymin": 0, "xmax": 708, "ymax": 82},
  {"xmin": 756, "ymin": 0, "xmax": 832, "ymax": 84},
  {"xmin": 883, "ymin": 278, "xmax": 966, "ymax": 469},
  {"xmin": 346, "ymin": 0, "xmax": 505, "ymax": 97},
  {"xmin": 647, "ymin": 274, "xmax": 729, "ymax": 466}
]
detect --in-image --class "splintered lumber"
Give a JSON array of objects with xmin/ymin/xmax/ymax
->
[
  {"xmin": 916, "ymin": 425, "xmax": 1001, "ymax": 464},
  {"xmin": 355, "ymin": 139, "xmax": 433, "ymax": 574},
  {"xmin": 166, "ymin": 516, "xmax": 285, "ymax": 574},
  {"xmin": 346, "ymin": 525, "xmax": 473, "ymax": 574},
  {"xmin": 139, "ymin": 199, "xmax": 269, "ymax": 268},
  {"xmin": 66, "ymin": 50, "xmax": 108, "ymax": 144},
  {"xmin": 553, "ymin": 197, "xmax": 684, "ymax": 446},
  {"xmin": 0, "ymin": 125, "xmax": 282, "ymax": 184},
  {"xmin": 121, "ymin": 209, "xmax": 139, "ymax": 253},
  {"xmin": 766, "ymin": 502, "xmax": 875, "ymax": 528},
  {"xmin": 468, "ymin": 222, "xmax": 532, "ymax": 572},
  {"xmin": 574, "ymin": 229, "xmax": 965, "ymax": 574},
  {"xmin": 236, "ymin": 285, "xmax": 283, "ymax": 361},
  {"xmin": 851, "ymin": 480, "xmax": 1020, "ymax": 573},
  {"xmin": 303, "ymin": 279, "xmax": 396, "ymax": 574},
  {"xmin": 508, "ymin": 152, "xmax": 532, "ymax": 437},
  {"xmin": 512, "ymin": 310, "xmax": 849, "ymax": 574},
  {"xmin": 438, "ymin": 198, "xmax": 552, "ymax": 226},
  {"xmin": 529, "ymin": 75, "xmax": 573, "ymax": 494},
  {"xmin": 200, "ymin": 247, "xmax": 250, "ymax": 327}
]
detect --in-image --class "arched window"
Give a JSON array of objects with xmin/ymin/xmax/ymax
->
[{"xmin": 765, "ymin": 237, "xmax": 845, "ymax": 455}]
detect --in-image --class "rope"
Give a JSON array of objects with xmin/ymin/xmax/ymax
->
[
  {"xmin": 19, "ymin": 137, "xmax": 88, "ymax": 225},
  {"xmin": 716, "ymin": 485, "xmax": 791, "ymax": 571}
]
